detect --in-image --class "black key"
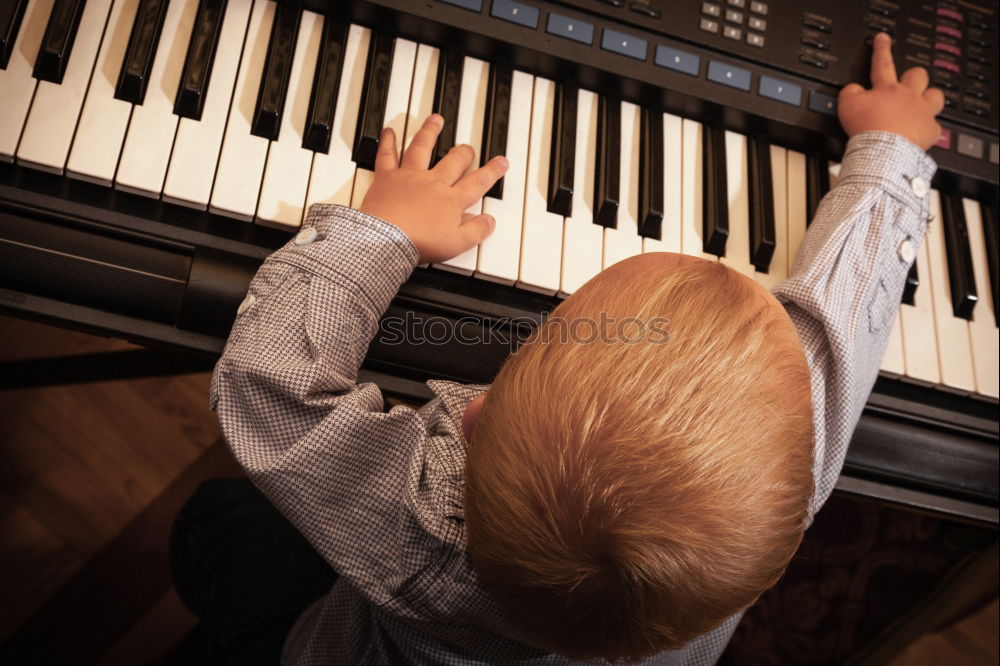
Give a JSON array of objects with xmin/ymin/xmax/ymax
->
[
  {"xmin": 593, "ymin": 95, "xmax": 620, "ymax": 228},
  {"xmin": 702, "ymin": 125, "xmax": 728, "ymax": 257},
  {"xmin": 0, "ymin": 0, "xmax": 28, "ymax": 69},
  {"xmin": 940, "ymin": 194, "xmax": 978, "ymax": 320},
  {"xmin": 805, "ymin": 154, "xmax": 830, "ymax": 226},
  {"xmin": 116, "ymin": 0, "xmax": 169, "ymax": 104},
  {"xmin": 302, "ymin": 16, "xmax": 347, "ymax": 153},
  {"xmin": 353, "ymin": 31, "xmax": 394, "ymax": 171},
  {"xmin": 431, "ymin": 46, "xmax": 463, "ymax": 166},
  {"xmin": 174, "ymin": 0, "xmax": 227, "ymax": 120},
  {"xmin": 637, "ymin": 106, "xmax": 663, "ymax": 239},
  {"xmin": 481, "ymin": 64, "xmax": 511, "ymax": 199},
  {"xmin": 32, "ymin": 0, "xmax": 84, "ymax": 84},
  {"xmin": 547, "ymin": 82, "xmax": 576, "ymax": 217},
  {"xmin": 748, "ymin": 136, "xmax": 775, "ymax": 272},
  {"xmin": 981, "ymin": 202, "xmax": 998, "ymax": 327},
  {"xmin": 902, "ymin": 262, "xmax": 918, "ymax": 305},
  {"xmin": 251, "ymin": 3, "xmax": 301, "ymax": 140}
]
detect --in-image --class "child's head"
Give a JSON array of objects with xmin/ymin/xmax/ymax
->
[{"xmin": 464, "ymin": 253, "xmax": 814, "ymax": 660}]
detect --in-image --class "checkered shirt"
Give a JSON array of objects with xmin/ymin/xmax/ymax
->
[{"xmin": 211, "ymin": 131, "xmax": 937, "ymax": 665}]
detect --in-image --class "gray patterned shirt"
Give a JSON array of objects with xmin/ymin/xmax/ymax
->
[{"xmin": 210, "ymin": 131, "xmax": 936, "ymax": 665}]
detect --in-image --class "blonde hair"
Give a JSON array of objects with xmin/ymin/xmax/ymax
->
[{"xmin": 465, "ymin": 254, "xmax": 814, "ymax": 660}]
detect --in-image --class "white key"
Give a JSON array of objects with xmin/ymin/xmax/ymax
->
[
  {"xmin": 926, "ymin": 190, "xmax": 976, "ymax": 393},
  {"xmin": 963, "ymin": 199, "xmax": 999, "ymax": 398},
  {"xmin": 898, "ymin": 231, "xmax": 940, "ymax": 385},
  {"xmin": 602, "ymin": 100, "xmax": 642, "ymax": 269},
  {"xmin": 642, "ymin": 112, "xmax": 682, "ymax": 257},
  {"xmin": 162, "ymin": 0, "xmax": 254, "ymax": 209},
  {"xmin": 17, "ymin": 0, "xmax": 114, "ymax": 173},
  {"xmin": 66, "ymin": 0, "xmax": 137, "ymax": 185},
  {"xmin": 719, "ymin": 132, "xmax": 754, "ymax": 280},
  {"xmin": 210, "ymin": 0, "xmax": 275, "ymax": 221},
  {"xmin": 0, "ymin": 0, "xmax": 55, "ymax": 160},
  {"xmin": 114, "ymin": 0, "xmax": 199, "ymax": 195},
  {"xmin": 559, "ymin": 88, "xmax": 603, "ymax": 296},
  {"xmin": 304, "ymin": 24, "xmax": 371, "ymax": 210},
  {"xmin": 680, "ymin": 119, "xmax": 717, "ymax": 262},
  {"xmin": 435, "ymin": 56, "xmax": 489, "ymax": 275},
  {"xmin": 517, "ymin": 76, "xmax": 563, "ymax": 293},
  {"xmin": 349, "ymin": 38, "xmax": 417, "ymax": 208},
  {"xmin": 256, "ymin": 10, "xmax": 322, "ymax": 229},
  {"xmin": 477, "ymin": 69, "xmax": 533, "ymax": 286},
  {"xmin": 880, "ymin": 314, "xmax": 905, "ymax": 377},
  {"xmin": 786, "ymin": 149, "xmax": 808, "ymax": 271},
  {"xmin": 754, "ymin": 144, "xmax": 788, "ymax": 290}
]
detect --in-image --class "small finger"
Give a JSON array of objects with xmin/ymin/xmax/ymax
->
[
  {"xmin": 900, "ymin": 66, "xmax": 929, "ymax": 93},
  {"xmin": 374, "ymin": 128, "xmax": 398, "ymax": 172},
  {"xmin": 401, "ymin": 114, "xmax": 444, "ymax": 170},
  {"xmin": 455, "ymin": 213, "xmax": 496, "ymax": 249},
  {"xmin": 432, "ymin": 144, "xmax": 477, "ymax": 184},
  {"xmin": 454, "ymin": 155, "xmax": 509, "ymax": 208},
  {"xmin": 870, "ymin": 32, "xmax": 897, "ymax": 88},
  {"xmin": 839, "ymin": 82, "xmax": 865, "ymax": 99},
  {"xmin": 923, "ymin": 87, "xmax": 945, "ymax": 115}
]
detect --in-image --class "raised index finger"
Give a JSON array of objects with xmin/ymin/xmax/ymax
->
[
  {"xmin": 870, "ymin": 32, "xmax": 897, "ymax": 87},
  {"xmin": 401, "ymin": 114, "xmax": 444, "ymax": 170}
]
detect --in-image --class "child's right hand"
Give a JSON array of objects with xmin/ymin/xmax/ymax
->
[{"xmin": 838, "ymin": 32, "xmax": 945, "ymax": 151}]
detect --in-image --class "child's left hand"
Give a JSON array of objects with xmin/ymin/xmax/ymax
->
[{"xmin": 358, "ymin": 114, "xmax": 509, "ymax": 264}]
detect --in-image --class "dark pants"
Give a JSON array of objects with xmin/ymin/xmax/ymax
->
[{"xmin": 169, "ymin": 478, "xmax": 338, "ymax": 666}]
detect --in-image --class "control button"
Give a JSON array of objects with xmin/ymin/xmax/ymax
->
[
  {"xmin": 437, "ymin": 0, "xmax": 483, "ymax": 11},
  {"xmin": 491, "ymin": 0, "xmax": 539, "ymax": 28},
  {"xmin": 237, "ymin": 293, "xmax": 256, "ymax": 316},
  {"xmin": 934, "ymin": 41, "xmax": 962, "ymax": 57},
  {"xmin": 934, "ymin": 128, "xmax": 952, "ymax": 150},
  {"xmin": 802, "ymin": 17, "xmax": 830, "ymax": 32},
  {"xmin": 725, "ymin": 9, "xmax": 744, "ymax": 23},
  {"xmin": 707, "ymin": 60, "xmax": 751, "ymax": 91},
  {"xmin": 294, "ymin": 227, "xmax": 318, "ymax": 245},
  {"xmin": 799, "ymin": 54, "xmax": 828, "ymax": 69},
  {"xmin": 596, "ymin": 0, "xmax": 624, "ymax": 6},
  {"xmin": 933, "ymin": 58, "xmax": 960, "ymax": 74},
  {"xmin": 936, "ymin": 7, "xmax": 963, "ymax": 22},
  {"xmin": 909, "ymin": 177, "xmax": 929, "ymax": 199},
  {"xmin": 897, "ymin": 239, "xmax": 915, "ymax": 264},
  {"xmin": 749, "ymin": 1, "xmax": 767, "ymax": 15},
  {"xmin": 546, "ymin": 13, "xmax": 595, "ymax": 44},
  {"xmin": 723, "ymin": 25, "xmax": 742, "ymax": 40},
  {"xmin": 700, "ymin": 17, "xmax": 720, "ymax": 33},
  {"xmin": 727, "ymin": 0, "xmax": 746, "ymax": 6},
  {"xmin": 702, "ymin": 2, "xmax": 721, "ymax": 17},
  {"xmin": 601, "ymin": 28, "xmax": 648, "ymax": 60},
  {"xmin": 654, "ymin": 45, "xmax": 701, "ymax": 76},
  {"xmin": 746, "ymin": 32, "xmax": 765, "ymax": 47},
  {"xmin": 629, "ymin": 2, "xmax": 661, "ymax": 19},
  {"xmin": 935, "ymin": 24, "xmax": 962, "ymax": 39},
  {"xmin": 869, "ymin": 3, "xmax": 895, "ymax": 17},
  {"xmin": 956, "ymin": 134, "xmax": 984, "ymax": 159},
  {"xmin": 748, "ymin": 16, "xmax": 766, "ymax": 31},
  {"xmin": 802, "ymin": 34, "xmax": 830, "ymax": 49},
  {"xmin": 965, "ymin": 64, "xmax": 989, "ymax": 81},
  {"xmin": 990, "ymin": 143, "xmax": 998, "ymax": 165},
  {"xmin": 808, "ymin": 91, "xmax": 837, "ymax": 115},
  {"xmin": 759, "ymin": 75, "xmax": 801, "ymax": 106}
]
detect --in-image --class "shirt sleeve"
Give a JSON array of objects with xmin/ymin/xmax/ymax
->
[
  {"xmin": 771, "ymin": 131, "xmax": 937, "ymax": 519},
  {"xmin": 210, "ymin": 204, "xmax": 447, "ymax": 604}
]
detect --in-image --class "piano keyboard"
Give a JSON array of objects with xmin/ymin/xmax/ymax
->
[{"xmin": 0, "ymin": 0, "xmax": 997, "ymax": 401}]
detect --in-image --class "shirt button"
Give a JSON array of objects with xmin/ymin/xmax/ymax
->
[
  {"xmin": 237, "ymin": 293, "xmax": 256, "ymax": 315},
  {"xmin": 898, "ymin": 238, "xmax": 915, "ymax": 264},
  {"xmin": 909, "ymin": 176, "xmax": 929, "ymax": 198},
  {"xmin": 294, "ymin": 227, "xmax": 318, "ymax": 245}
]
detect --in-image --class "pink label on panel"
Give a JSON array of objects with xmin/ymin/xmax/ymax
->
[
  {"xmin": 936, "ymin": 7, "xmax": 963, "ymax": 22},
  {"xmin": 935, "ymin": 24, "xmax": 963, "ymax": 39},
  {"xmin": 933, "ymin": 58, "xmax": 961, "ymax": 73},
  {"xmin": 935, "ymin": 128, "xmax": 952, "ymax": 150},
  {"xmin": 935, "ymin": 41, "xmax": 962, "ymax": 56}
]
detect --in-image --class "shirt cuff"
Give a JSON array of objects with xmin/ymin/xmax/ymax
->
[{"xmin": 836, "ymin": 131, "xmax": 937, "ymax": 232}]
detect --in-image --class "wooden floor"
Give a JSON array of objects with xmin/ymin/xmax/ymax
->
[{"xmin": 0, "ymin": 313, "xmax": 995, "ymax": 665}]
